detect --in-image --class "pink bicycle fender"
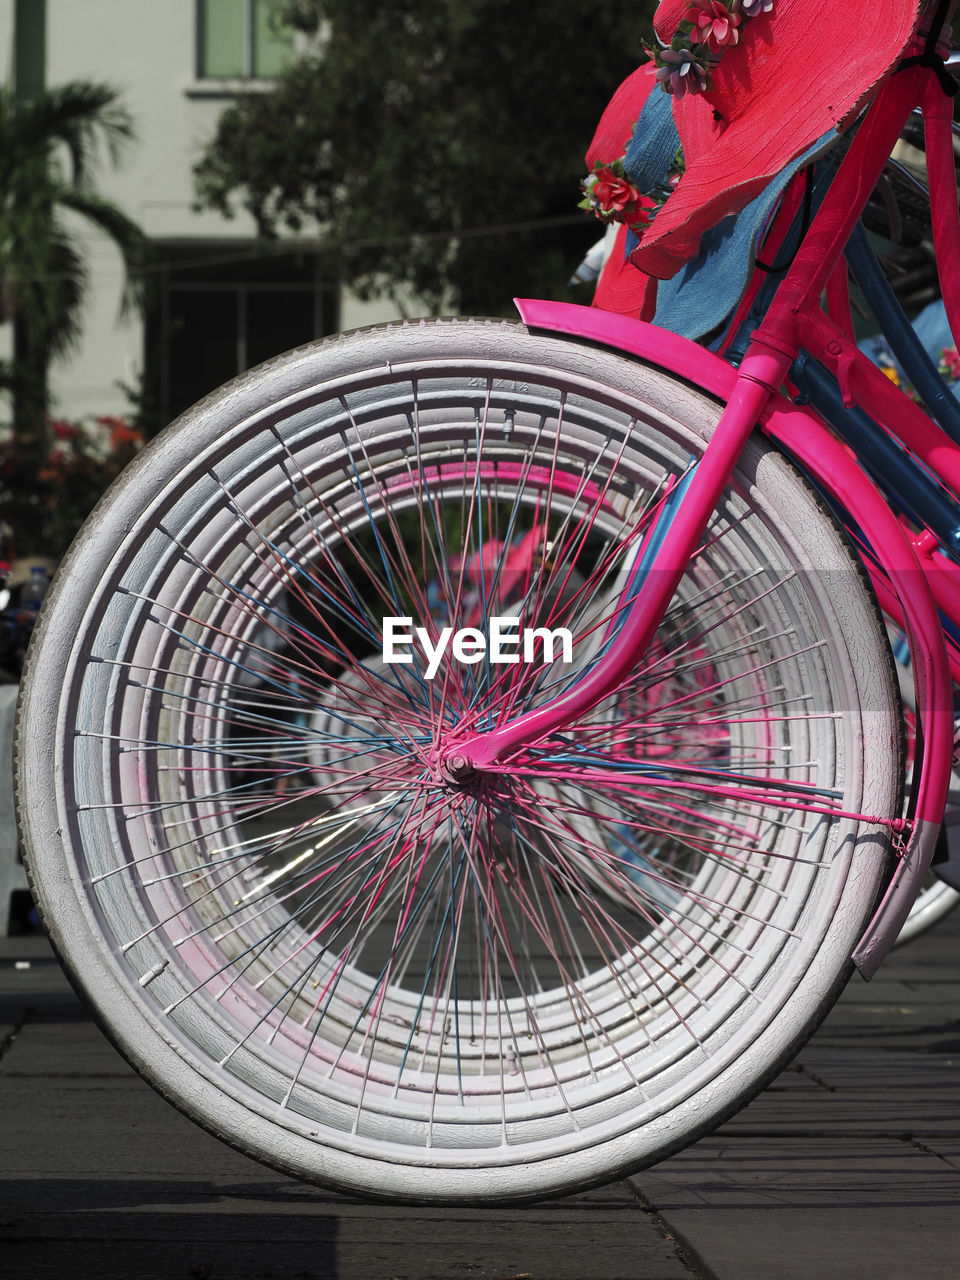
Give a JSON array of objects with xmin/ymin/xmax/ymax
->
[{"xmin": 514, "ymin": 298, "xmax": 953, "ymax": 977}]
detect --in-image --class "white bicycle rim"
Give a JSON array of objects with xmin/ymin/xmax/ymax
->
[{"xmin": 17, "ymin": 319, "xmax": 902, "ymax": 1202}]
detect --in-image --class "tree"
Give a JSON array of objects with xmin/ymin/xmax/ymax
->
[
  {"xmin": 0, "ymin": 81, "xmax": 148, "ymax": 464},
  {"xmin": 193, "ymin": 0, "xmax": 656, "ymax": 315}
]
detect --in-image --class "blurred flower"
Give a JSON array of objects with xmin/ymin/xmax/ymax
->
[
  {"xmin": 50, "ymin": 419, "xmax": 78, "ymax": 442},
  {"xmin": 0, "ymin": 413, "xmax": 144, "ymax": 557},
  {"xmin": 97, "ymin": 414, "xmax": 145, "ymax": 451}
]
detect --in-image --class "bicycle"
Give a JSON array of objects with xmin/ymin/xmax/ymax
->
[
  {"xmin": 13, "ymin": 0, "xmax": 960, "ymax": 1202},
  {"xmin": 581, "ymin": 8, "xmax": 960, "ymax": 946}
]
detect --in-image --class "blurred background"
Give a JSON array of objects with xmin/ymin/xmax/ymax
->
[{"xmin": 0, "ymin": 0, "xmax": 656, "ymax": 571}]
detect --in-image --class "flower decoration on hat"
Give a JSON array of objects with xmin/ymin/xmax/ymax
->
[
  {"xmin": 686, "ymin": 1, "xmax": 741, "ymax": 50},
  {"xmin": 578, "ymin": 160, "xmax": 652, "ymax": 235},
  {"xmin": 579, "ymin": 149, "xmax": 685, "ymax": 236},
  {"xmin": 650, "ymin": 0, "xmax": 774, "ymax": 97},
  {"xmin": 654, "ymin": 47, "xmax": 714, "ymax": 98}
]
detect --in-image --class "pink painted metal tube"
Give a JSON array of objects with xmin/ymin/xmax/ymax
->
[
  {"xmin": 871, "ymin": 566, "xmax": 960, "ymax": 686},
  {"xmin": 501, "ymin": 301, "xmax": 953, "ymax": 975},
  {"xmin": 764, "ymin": 403, "xmax": 953, "ymax": 975},
  {"xmin": 460, "ymin": 364, "xmax": 785, "ymax": 768},
  {"xmin": 763, "ymin": 64, "xmax": 927, "ymax": 329},
  {"xmin": 924, "ymin": 54, "xmax": 960, "ymax": 351},
  {"xmin": 459, "ymin": 67, "xmax": 927, "ymax": 771},
  {"xmin": 763, "ymin": 405, "xmax": 953, "ymax": 827}
]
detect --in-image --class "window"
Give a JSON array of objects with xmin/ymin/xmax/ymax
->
[
  {"xmin": 144, "ymin": 245, "xmax": 339, "ymax": 423},
  {"xmin": 14, "ymin": 0, "xmax": 47, "ymax": 101},
  {"xmin": 197, "ymin": 0, "xmax": 295, "ymax": 80}
]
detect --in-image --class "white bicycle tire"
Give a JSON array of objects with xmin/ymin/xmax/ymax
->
[{"xmin": 16, "ymin": 318, "xmax": 902, "ymax": 1203}]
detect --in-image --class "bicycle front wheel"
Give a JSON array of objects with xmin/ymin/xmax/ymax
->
[{"xmin": 17, "ymin": 318, "xmax": 902, "ymax": 1202}]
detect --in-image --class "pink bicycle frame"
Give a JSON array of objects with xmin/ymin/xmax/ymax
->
[{"xmin": 449, "ymin": 52, "xmax": 958, "ymax": 975}]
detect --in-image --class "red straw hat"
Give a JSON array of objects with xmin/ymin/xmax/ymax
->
[
  {"xmin": 584, "ymin": 63, "xmax": 663, "ymax": 319},
  {"xmin": 591, "ymin": 0, "xmax": 925, "ymax": 284}
]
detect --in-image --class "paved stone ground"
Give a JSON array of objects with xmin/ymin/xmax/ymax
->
[{"xmin": 0, "ymin": 909, "xmax": 957, "ymax": 1280}]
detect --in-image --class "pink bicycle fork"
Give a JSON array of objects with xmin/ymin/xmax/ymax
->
[{"xmin": 446, "ymin": 56, "xmax": 957, "ymax": 973}]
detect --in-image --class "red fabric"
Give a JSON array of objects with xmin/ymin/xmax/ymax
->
[
  {"xmin": 585, "ymin": 65, "xmax": 660, "ymax": 318},
  {"xmin": 585, "ymin": 63, "xmax": 659, "ymax": 171},
  {"xmin": 633, "ymin": 0, "xmax": 924, "ymax": 279},
  {"xmin": 592, "ymin": 223, "xmax": 658, "ymax": 319}
]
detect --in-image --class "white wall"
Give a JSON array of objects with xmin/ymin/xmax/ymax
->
[
  {"xmin": 0, "ymin": 1, "xmax": 11, "ymax": 85},
  {"xmin": 47, "ymin": 0, "xmax": 260, "ymax": 419},
  {"xmin": 3, "ymin": 0, "xmax": 401, "ymax": 424}
]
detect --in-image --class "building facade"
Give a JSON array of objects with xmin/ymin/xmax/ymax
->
[{"xmin": 0, "ymin": 0, "xmax": 400, "ymax": 428}]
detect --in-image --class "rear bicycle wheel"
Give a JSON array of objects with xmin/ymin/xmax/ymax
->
[{"xmin": 17, "ymin": 318, "xmax": 902, "ymax": 1203}]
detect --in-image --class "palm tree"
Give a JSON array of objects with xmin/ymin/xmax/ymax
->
[{"xmin": 0, "ymin": 81, "xmax": 148, "ymax": 463}]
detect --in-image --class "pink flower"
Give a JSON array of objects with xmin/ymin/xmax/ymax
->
[
  {"xmin": 591, "ymin": 168, "xmax": 643, "ymax": 216},
  {"xmin": 939, "ymin": 346, "xmax": 960, "ymax": 381},
  {"xmin": 685, "ymin": 1, "xmax": 741, "ymax": 51}
]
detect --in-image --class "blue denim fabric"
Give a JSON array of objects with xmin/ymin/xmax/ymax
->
[
  {"xmin": 913, "ymin": 298, "xmax": 957, "ymax": 364},
  {"xmin": 652, "ymin": 131, "xmax": 840, "ymax": 340},
  {"xmin": 612, "ymin": 79, "xmax": 842, "ymax": 342},
  {"xmin": 860, "ymin": 298, "xmax": 960, "ymax": 401},
  {"xmin": 622, "ymin": 86, "xmax": 680, "ymax": 194}
]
